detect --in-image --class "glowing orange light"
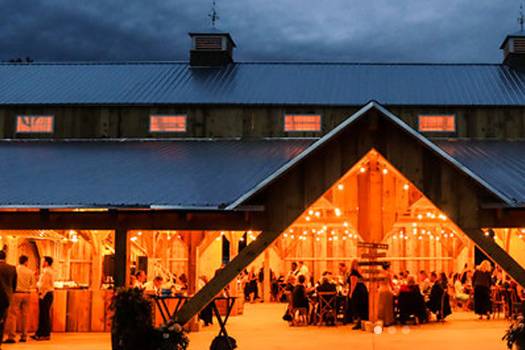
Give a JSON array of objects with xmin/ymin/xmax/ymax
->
[
  {"xmin": 150, "ymin": 115, "xmax": 187, "ymax": 132},
  {"xmin": 418, "ymin": 115, "xmax": 455, "ymax": 132},
  {"xmin": 284, "ymin": 115, "xmax": 321, "ymax": 132},
  {"xmin": 16, "ymin": 115, "xmax": 54, "ymax": 133}
]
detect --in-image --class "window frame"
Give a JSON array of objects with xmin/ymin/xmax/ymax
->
[
  {"xmin": 283, "ymin": 113, "xmax": 323, "ymax": 133},
  {"xmin": 149, "ymin": 114, "xmax": 188, "ymax": 134},
  {"xmin": 15, "ymin": 115, "xmax": 55, "ymax": 134},
  {"xmin": 417, "ymin": 114, "xmax": 457, "ymax": 134}
]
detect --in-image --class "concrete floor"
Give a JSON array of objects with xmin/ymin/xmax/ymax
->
[{"xmin": 0, "ymin": 304, "xmax": 510, "ymax": 350}]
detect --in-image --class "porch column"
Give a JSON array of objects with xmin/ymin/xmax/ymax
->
[{"xmin": 114, "ymin": 228, "xmax": 130, "ymax": 288}]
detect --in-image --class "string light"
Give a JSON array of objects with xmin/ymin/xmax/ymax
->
[
  {"xmin": 382, "ymin": 168, "xmax": 389, "ymax": 175},
  {"xmin": 337, "ymin": 184, "xmax": 344, "ymax": 191},
  {"xmin": 403, "ymin": 183, "xmax": 410, "ymax": 191},
  {"xmin": 360, "ymin": 166, "xmax": 367, "ymax": 173}
]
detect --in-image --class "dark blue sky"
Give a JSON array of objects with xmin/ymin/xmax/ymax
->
[{"xmin": 0, "ymin": 0, "xmax": 523, "ymax": 63}]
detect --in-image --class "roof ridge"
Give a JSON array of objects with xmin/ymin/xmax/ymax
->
[{"xmin": 0, "ymin": 61, "xmax": 503, "ymax": 67}]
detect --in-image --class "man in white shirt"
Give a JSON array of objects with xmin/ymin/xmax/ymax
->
[
  {"xmin": 144, "ymin": 276, "xmax": 164, "ymax": 295},
  {"xmin": 4, "ymin": 255, "xmax": 34, "ymax": 343},
  {"xmin": 298, "ymin": 261, "xmax": 309, "ymax": 280},
  {"xmin": 31, "ymin": 257, "xmax": 54, "ymax": 341}
]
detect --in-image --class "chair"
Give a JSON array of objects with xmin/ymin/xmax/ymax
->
[
  {"xmin": 509, "ymin": 288, "xmax": 523, "ymax": 319},
  {"xmin": 491, "ymin": 287, "xmax": 505, "ymax": 319},
  {"xmin": 317, "ymin": 292, "xmax": 337, "ymax": 326}
]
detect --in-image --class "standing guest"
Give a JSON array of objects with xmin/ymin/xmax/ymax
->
[
  {"xmin": 288, "ymin": 262, "xmax": 299, "ymax": 278},
  {"xmin": 291, "ymin": 275, "xmax": 309, "ymax": 311},
  {"xmin": 0, "ymin": 251, "xmax": 16, "ymax": 348},
  {"xmin": 31, "ymin": 256, "xmax": 54, "ymax": 341},
  {"xmin": 197, "ymin": 276, "xmax": 213, "ymax": 327},
  {"xmin": 418, "ymin": 270, "xmax": 431, "ymax": 295},
  {"xmin": 246, "ymin": 267, "xmax": 258, "ymax": 302},
  {"xmin": 472, "ymin": 260, "xmax": 493, "ymax": 320},
  {"xmin": 5, "ymin": 255, "xmax": 34, "ymax": 343},
  {"xmin": 298, "ymin": 261, "xmax": 309, "ymax": 282},
  {"xmin": 349, "ymin": 259, "xmax": 369, "ymax": 330}
]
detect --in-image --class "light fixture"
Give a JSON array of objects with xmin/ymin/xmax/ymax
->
[
  {"xmin": 382, "ymin": 168, "xmax": 389, "ymax": 175},
  {"xmin": 359, "ymin": 166, "xmax": 366, "ymax": 173},
  {"xmin": 403, "ymin": 183, "xmax": 410, "ymax": 191},
  {"xmin": 335, "ymin": 208, "xmax": 342, "ymax": 217},
  {"xmin": 337, "ymin": 184, "xmax": 344, "ymax": 191}
]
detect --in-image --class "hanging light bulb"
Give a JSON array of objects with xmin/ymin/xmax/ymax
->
[
  {"xmin": 335, "ymin": 208, "xmax": 342, "ymax": 217},
  {"xmin": 382, "ymin": 168, "xmax": 389, "ymax": 175},
  {"xmin": 403, "ymin": 183, "xmax": 410, "ymax": 191},
  {"xmin": 305, "ymin": 216, "xmax": 311, "ymax": 222},
  {"xmin": 337, "ymin": 184, "xmax": 344, "ymax": 191},
  {"xmin": 315, "ymin": 211, "xmax": 321, "ymax": 218},
  {"xmin": 359, "ymin": 166, "xmax": 366, "ymax": 173}
]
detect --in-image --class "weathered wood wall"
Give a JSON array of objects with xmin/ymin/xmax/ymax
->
[{"xmin": 1, "ymin": 105, "xmax": 525, "ymax": 139}]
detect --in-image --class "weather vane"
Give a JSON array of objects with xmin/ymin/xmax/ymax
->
[
  {"xmin": 209, "ymin": 1, "xmax": 220, "ymax": 28},
  {"xmin": 519, "ymin": 3, "xmax": 524, "ymax": 32}
]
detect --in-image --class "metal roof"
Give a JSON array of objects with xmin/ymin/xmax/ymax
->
[
  {"xmin": 2, "ymin": 62, "xmax": 525, "ymax": 106},
  {"xmin": 435, "ymin": 139, "xmax": 525, "ymax": 206},
  {"xmin": 0, "ymin": 139, "xmax": 312, "ymax": 209}
]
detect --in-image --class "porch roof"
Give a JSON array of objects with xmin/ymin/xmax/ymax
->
[{"xmin": 0, "ymin": 138, "xmax": 312, "ymax": 209}]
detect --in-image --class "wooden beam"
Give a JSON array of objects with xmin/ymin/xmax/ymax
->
[
  {"xmin": 114, "ymin": 229, "xmax": 130, "ymax": 288},
  {"xmin": 174, "ymin": 230, "xmax": 279, "ymax": 326},
  {"xmin": 463, "ymin": 228, "xmax": 525, "ymax": 288},
  {"xmin": 0, "ymin": 210, "xmax": 265, "ymax": 230}
]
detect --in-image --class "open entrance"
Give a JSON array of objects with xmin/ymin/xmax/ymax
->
[{"xmin": 184, "ymin": 148, "xmax": 522, "ymax": 344}]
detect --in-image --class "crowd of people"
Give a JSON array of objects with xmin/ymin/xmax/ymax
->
[
  {"xmin": 0, "ymin": 251, "xmax": 55, "ymax": 348},
  {"xmin": 272, "ymin": 258, "xmax": 522, "ymax": 328}
]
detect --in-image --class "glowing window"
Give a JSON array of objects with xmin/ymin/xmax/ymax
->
[
  {"xmin": 284, "ymin": 115, "xmax": 322, "ymax": 132},
  {"xmin": 418, "ymin": 115, "xmax": 456, "ymax": 132},
  {"xmin": 149, "ymin": 115, "xmax": 187, "ymax": 133},
  {"xmin": 16, "ymin": 115, "xmax": 54, "ymax": 133}
]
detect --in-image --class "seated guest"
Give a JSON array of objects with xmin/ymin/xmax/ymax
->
[
  {"xmin": 398, "ymin": 275, "xmax": 428, "ymax": 324},
  {"xmin": 132, "ymin": 270, "xmax": 147, "ymax": 290},
  {"xmin": 453, "ymin": 273, "xmax": 469, "ymax": 305},
  {"xmin": 292, "ymin": 275, "xmax": 310, "ymax": 311},
  {"xmin": 426, "ymin": 272, "xmax": 452, "ymax": 321},
  {"xmin": 144, "ymin": 276, "xmax": 164, "ymax": 294},
  {"xmin": 316, "ymin": 273, "xmax": 337, "ymax": 293}
]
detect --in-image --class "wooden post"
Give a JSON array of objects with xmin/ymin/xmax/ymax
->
[
  {"xmin": 174, "ymin": 230, "xmax": 279, "ymax": 326},
  {"xmin": 464, "ymin": 228, "xmax": 525, "ymax": 288},
  {"xmin": 263, "ymin": 248, "xmax": 271, "ymax": 302},
  {"xmin": 114, "ymin": 229, "xmax": 129, "ymax": 288}
]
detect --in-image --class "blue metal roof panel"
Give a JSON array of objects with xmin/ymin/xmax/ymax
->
[
  {"xmin": 2, "ymin": 62, "xmax": 525, "ymax": 106},
  {"xmin": 0, "ymin": 139, "xmax": 312, "ymax": 208},
  {"xmin": 434, "ymin": 139, "xmax": 525, "ymax": 206}
]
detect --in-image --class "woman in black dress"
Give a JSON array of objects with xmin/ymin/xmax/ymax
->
[
  {"xmin": 349, "ymin": 259, "xmax": 369, "ymax": 330},
  {"xmin": 472, "ymin": 260, "xmax": 493, "ymax": 319}
]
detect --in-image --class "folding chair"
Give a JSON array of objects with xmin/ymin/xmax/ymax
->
[{"xmin": 317, "ymin": 292, "xmax": 337, "ymax": 326}]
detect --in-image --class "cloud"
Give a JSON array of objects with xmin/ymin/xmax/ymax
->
[{"xmin": 0, "ymin": 0, "xmax": 521, "ymax": 63}]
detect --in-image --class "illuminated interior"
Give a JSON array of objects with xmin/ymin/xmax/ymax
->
[
  {"xmin": 149, "ymin": 115, "xmax": 187, "ymax": 132},
  {"xmin": 418, "ymin": 115, "xmax": 456, "ymax": 132},
  {"xmin": 16, "ymin": 115, "xmax": 54, "ymax": 133},
  {"xmin": 284, "ymin": 114, "xmax": 322, "ymax": 132}
]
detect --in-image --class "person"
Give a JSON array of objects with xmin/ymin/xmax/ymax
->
[
  {"xmin": 144, "ymin": 276, "xmax": 164, "ymax": 295},
  {"xmin": 398, "ymin": 275, "xmax": 428, "ymax": 324},
  {"xmin": 0, "ymin": 251, "xmax": 16, "ymax": 348},
  {"xmin": 418, "ymin": 270, "xmax": 431, "ymax": 295},
  {"xmin": 245, "ymin": 267, "xmax": 258, "ymax": 302},
  {"xmin": 5, "ymin": 255, "xmax": 34, "ymax": 343},
  {"xmin": 197, "ymin": 276, "xmax": 213, "ymax": 326},
  {"xmin": 377, "ymin": 264, "xmax": 395, "ymax": 326},
  {"xmin": 349, "ymin": 259, "xmax": 368, "ymax": 330},
  {"xmin": 298, "ymin": 261, "xmax": 309, "ymax": 281},
  {"xmin": 32, "ymin": 256, "xmax": 54, "ymax": 341},
  {"xmin": 452, "ymin": 273, "xmax": 469, "ymax": 306},
  {"xmin": 288, "ymin": 262, "xmax": 299, "ymax": 278},
  {"xmin": 316, "ymin": 273, "xmax": 337, "ymax": 293},
  {"xmin": 426, "ymin": 272, "xmax": 451, "ymax": 321},
  {"xmin": 472, "ymin": 260, "xmax": 493, "ymax": 319},
  {"xmin": 133, "ymin": 270, "xmax": 147, "ymax": 290},
  {"xmin": 292, "ymin": 275, "xmax": 309, "ymax": 311}
]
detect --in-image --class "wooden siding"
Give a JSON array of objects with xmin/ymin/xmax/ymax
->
[{"xmin": 1, "ymin": 105, "xmax": 525, "ymax": 139}]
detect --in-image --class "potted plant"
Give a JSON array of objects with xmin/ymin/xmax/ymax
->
[
  {"xmin": 111, "ymin": 288, "xmax": 189, "ymax": 350},
  {"xmin": 503, "ymin": 317, "xmax": 525, "ymax": 350}
]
